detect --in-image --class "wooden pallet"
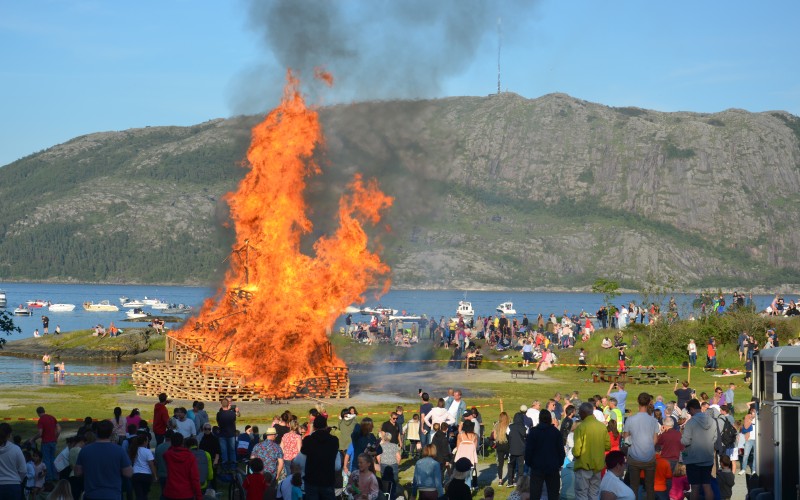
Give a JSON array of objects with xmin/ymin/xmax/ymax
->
[{"xmin": 132, "ymin": 335, "xmax": 350, "ymax": 401}]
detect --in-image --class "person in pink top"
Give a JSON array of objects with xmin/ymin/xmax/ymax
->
[{"xmin": 669, "ymin": 463, "xmax": 690, "ymax": 500}]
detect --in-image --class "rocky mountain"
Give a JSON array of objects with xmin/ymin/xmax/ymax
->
[{"xmin": 2, "ymin": 93, "xmax": 800, "ymax": 290}]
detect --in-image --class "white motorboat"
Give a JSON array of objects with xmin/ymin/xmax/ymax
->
[
  {"xmin": 121, "ymin": 299, "xmax": 146, "ymax": 308},
  {"xmin": 126, "ymin": 307, "xmax": 150, "ymax": 319},
  {"xmin": 119, "ymin": 296, "xmax": 129, "ymax": 304},
  {"xmin": 496, "ymin": 301, "xmax": 517, "ymax": 315},
  {"xmin": 162, "ymin": 304, "xmax": 193, "ymax": 314},
  {"xmin": 389, "ymin": 315, "xmax": 423, "ymax": 321},
  {"xmin": 150, "ymin": 301, "xmax": 169, "ymax": 310},
  {"xmin": 83, "ymin": 300, "xmax": 120, "ymax": 312},
  {"xmin": 48, "ymin": 303, "xmax": 76, "ymax": 312},
  {"xmin": 141, "ymin": 297, "xmax": 161, "ymax": 306},
  {"xmin": 361, "ymin": 306, "xmax": 398, "ymax": 316},
  {"xmin": 13, "ymin": 305, "xmax": 32, "ymax": 316},
  {"xmin": 456, "ymin": 301, "xmax": 475, "ymax": 318},
  {"xmin": 344, "ymin": 305, "xmax": 362, "ymax": 314}
]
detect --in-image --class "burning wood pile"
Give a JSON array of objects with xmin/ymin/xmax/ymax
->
[{"xmin": 133, "ymin": 71, "xmax": 386, "ymax": 402}]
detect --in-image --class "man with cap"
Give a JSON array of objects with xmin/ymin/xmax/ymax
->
[
  {"xmin": 250, "ymin": 427, "xmax": 284, "ymax": 480},
  {"xmin": 301, "ymin": 415, "xmax": 341, "ymax": 500},
  {"xmin": 445, "ymin": 458, "xmax": 472, "ymax": 500}
]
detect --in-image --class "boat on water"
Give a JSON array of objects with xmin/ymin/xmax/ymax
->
[
  {"xmin": 344, "ymin": 305, "xmax": 362, "ymax": 314},
  {"xmin": 13, "ymin": 305, "xmax": 32, "ymax": 316},
  {"xmin": 456, "ymin": 301, "xmax": 475, "ymax": 318},
  {"xmin": 121, "ymin": 299, "xmax": 146, "ymax": 308},
  {"xmin": 141, "ymin": 297, "xmax": 161, "ymax": 306},
  {"xmin": 126, "ymin": 307, "xmax": 150, "ymax": 319},
  {"xmin": 150, "ymin": 301, "xmax": 169, "ymax": 310},
  {"xmin": 388, "ymin": 314, "xmax": 424, "ymax": 322},
  {"xmin": 361, "ymin": 306, "xmax": 398, "ymax": 316},
  {"xmin": 83, "ymin": 300, "xmax": 120, "ymax": 312},
  {"xmin": 162, "ymin": 304, "xmax": 193, "ymax": 314},
  {"xmin": 26, "ymin": 300, "xmax": 50, "ymax": 309},
  {"xmin": 48, "ymin": 303, "xmax": 76, "ymax": 312},
  {"xmin": 496, "ymin": 301, "xmax": 517, "ymax": 315},
  {"xmin": 0, "ymin": 289, "xmax": 6, "ymax": 309}
]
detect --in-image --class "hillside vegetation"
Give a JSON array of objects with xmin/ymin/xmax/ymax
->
[{"xmin": 2, "ymin": 94, "xmax": 800, "ymax": 289}]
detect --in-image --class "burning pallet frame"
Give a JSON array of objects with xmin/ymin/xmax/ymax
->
[{"xmin": 131, "ymin": 335, "xmax": 349, "ymax": 401}]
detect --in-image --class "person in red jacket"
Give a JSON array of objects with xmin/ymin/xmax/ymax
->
[
  {"xmin": 154, "ymin": 393, "xmax": 171, "ymax": 445},
  {"xmin": 163, "ymin": 433, "xmax": 202, "ymax": 500}
]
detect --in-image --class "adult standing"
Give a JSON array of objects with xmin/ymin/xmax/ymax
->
[
  {"xmin": 162, "ymin": 433, "xmax": 202, "ymax": 500},
  {"xmin": 687, "ymin": 339, "xmax": 697, "ymax": 367},
  {"xmin": 525, "ymin": 410, "xmax": 565, "ymax": 499},
  {"xmin": 705, "ymin": 338, "xmax": 717, "ymax": 371},
  {"xmin": 655, "ymin": 417, "xmax": 684, "ymax": 470},
  {"xmin": 0, "ymin": 423, "xmax": 27, "ymax": 500},
  {"xmin": 607, "ymin": 382, "xmax": 628, "ymax": 416},
  {"xmin": 381, "ymin": 412, "xmax": 401, "ymax": 445},
  {"xmin": 74, "ymin": 420, "xmax": 133, "ymax": 500},
  {"xmin": 573, "ymin": 402, "xmax": 610, "ymax": 500},
  {"xmin": 673, "ymin": 381, "xmax": 694, "ymax": 411},
  {"xmin": 153, "ymin": 393, "xmax": 170, "ymax": 446},
  {"xmin": 250, "ymin": 428, "xmax": 284, "ymax": 480},
  {"xmin": 680, "ymin": 399, "xmax": 716, "ymax": 500},
  {"xmin": 174, "ymin": 408, "xmax": 197, "ymax": 439},
  {"xmin": 301, "ymin": 415, "xmax": 340, "ymax": 500},
  {"xmin": 445, "ymin": 390, "xmax": 467, "ymax": 429},
  {"xmin": 42, "ymin": 315, "xmax": 50, "ymax": 334},
  {"xmin": 411, "ymin": 444, "xmax": 444, "ymax": 500},
  {"xmin": 216, "ymin": 397, "xmax": 239, "ymax": 469},
  {"xmin": 622, "ymin": 393, "xmax": 660, "ymax": 500},
  {"xmin": 419, "ymin": 393, "xmax": 434, "ymax": 448},
  {"xmin": 30, "ymin": 406, "xmax": 60, "ymax": 481},
  {"xmin": 505, "ymin": 411, "xmax": 528, "ymax": 487},
  {"xmin": 338, "ymin": 407, "xmax": 358, "ymax": 452}
]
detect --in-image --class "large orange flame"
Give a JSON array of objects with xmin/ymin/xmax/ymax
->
[{"xmin": 172, "ymin": 70, "xmax": 392, "ymax": 394}]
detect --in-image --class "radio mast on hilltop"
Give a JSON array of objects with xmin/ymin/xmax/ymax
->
[{"xmin": 497, "ymin": 17, "xmax": 502, "ymax": 95}]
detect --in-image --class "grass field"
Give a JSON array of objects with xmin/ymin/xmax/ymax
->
[{"xmin": 2, "ymin": 313, "xmax": 795, "ymax": 499}]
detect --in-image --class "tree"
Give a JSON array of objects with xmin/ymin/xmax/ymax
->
[
  {"xmin": 592, "ymin": 278, "xmax": 621, "ymax": 309},
  {"xmin": 0, "ymin": 310, "xmax": 21, "ymax": 348}
]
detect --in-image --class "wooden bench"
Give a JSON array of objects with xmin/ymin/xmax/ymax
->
[{"xmin": 510, "ymin": 369, "xmax": 535, "ymax": 379}]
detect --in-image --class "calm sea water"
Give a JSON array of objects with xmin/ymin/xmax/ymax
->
[{"xmin": 0, "ymin": 281, "xmax": 785, "ymax": 385}]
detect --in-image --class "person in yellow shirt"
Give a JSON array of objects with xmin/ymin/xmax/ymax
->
[{"xmin": 572, "ymin": 402, "xmax": 610, "ymax": 500}]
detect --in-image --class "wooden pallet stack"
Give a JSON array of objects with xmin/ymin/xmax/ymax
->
[{"xmin": 131, "ymin": 335, "xmax": 349, "ymax": 401}]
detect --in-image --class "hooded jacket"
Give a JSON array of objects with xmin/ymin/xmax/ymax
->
[
  {"xmin": 0, "ymin": 441, "xmax": 27, "ymax": 485},
  {"xmin": 338, "ymin": 415, "xmax": 357, "ymax": 451},
  {"xmin": 163, "ymin": 445, "xmax": 202, "ymax": 500},
  {"xmin": 680, "ymin": 411, "xmax": 716, "ymax": 466},
  {"xmin": 508, "ymin": 412, "xmax": 528, "ymax": 456}
]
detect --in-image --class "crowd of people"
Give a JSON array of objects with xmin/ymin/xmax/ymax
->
[{"xmin": 0, "ymin": 377, "xmax": 759, "ymax": 500}]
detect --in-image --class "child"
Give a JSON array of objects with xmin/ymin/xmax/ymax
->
[
  {"xmin": 403, "ymin": 414, "xmax": 421, "ymax": 458},
  {"xmin": 482, "ymin": 486, "xmax": 495, "ymax": 500},
  {"xmin": 242, "ymin": 458, "xmax": 269, "ymax": 500},
  {"xmin": 717, "ymin": 455, "xmax": 735, "ymax": 500},
  {"xmin": 669, "ymin": 463, "xmax": 689, "ymax": 500},
  {"xmin": 25, "ymin": 449, "xmax": 46, "ymax": 500},
  {"xmin": 236, "ymin": 425, "xmax": 253, "ymax": 460},
  {"xmin": 577, "ymin": 348, "xmax": 587, "ymax": 372},
  {"xmin": 652, "ymin": 448, "xmax": 672, "ymax": 500},
  {"xmin": 291, "ymin": 472, "xmax": 303, "ymax": 500}
]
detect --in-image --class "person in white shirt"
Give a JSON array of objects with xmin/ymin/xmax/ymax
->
[
  {"xmin": 525, "ymin": 401, "xmax": 541, "ymax": 426},
  {"xmin": 174, "ymin": 409, "xmax": 196, "ymax": 439},
  {"xmin": 599, "ymin": 450, "xmax": 635, "ymax": 499},
  {"xmin": 423, "ymin": 399, "xmax": 456, "ymax": 429}
]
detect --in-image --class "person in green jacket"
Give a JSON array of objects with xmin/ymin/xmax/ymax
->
[
  {"xmin": 572, "ymin": 402, "xmax": 610, "ymax": 500},
  {"xmin": 337, "ymin": 407, "xmax": 358, "ymax": 452}
]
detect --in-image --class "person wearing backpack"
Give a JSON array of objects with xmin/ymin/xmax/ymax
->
[{"xmin": 715, "ymin": 405, "xmax": 739, "ymax": 473}]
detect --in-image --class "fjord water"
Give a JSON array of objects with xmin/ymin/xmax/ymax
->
[{"xmin": 0, "ymin": 282, "xmax": 784, "ymax": 385}]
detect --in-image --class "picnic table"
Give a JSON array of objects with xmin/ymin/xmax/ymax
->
[
  {"xmin": 595, "ymin": 368, "xmax": 628, "ymax": 383},
  {"xmin": 629, "ymin": 368, "xmax": 672, "ymax": 384}
]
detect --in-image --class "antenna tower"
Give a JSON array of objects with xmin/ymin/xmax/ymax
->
[{"xmin": 497, "ymin": 17, "xmax": 502, "ymax": 95}]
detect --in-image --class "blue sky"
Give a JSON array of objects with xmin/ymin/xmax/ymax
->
[{"xmin": 2, "ymin": 0, "xmax": 799, "ymax": 167}]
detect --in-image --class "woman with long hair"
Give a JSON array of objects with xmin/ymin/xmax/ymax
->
[
  {"xmin": 110, "ymin": 407, "xmax": 126, "ymax": 445},
  {"xmin": 46, "ymin": 479, "xmax": 73, "ymax": 500},
  {"xmin": 127, "ymin": 435, "xmax": 156, "ymax": 500},
  {"xmin": 607, "ymin": 420, "xmax": 620, "ymax": 452},
  {"xmin": 491, "ymin": 412, "xmax": 510, "ymax": 485},
  {"xmin": 280, "ymin": 420, "xmax": 303, "ymax": 467},
  {"xmin": 346, "ymin": 453, "xmax": 379, "ymax": 500},
  {"xmin": 351, "ymin": 418, "xmax": 381, "ymax": 470},
  {"xmin": 453, "ymin": 420, "xmax": 478, "ymax": 488},
  {"xmin": 411, "ymin": 444, "xmax": 443, "ymax": 500},
  {"xmin": 125, "ymin": 408, "xmax": 142, "ymax": 431}
]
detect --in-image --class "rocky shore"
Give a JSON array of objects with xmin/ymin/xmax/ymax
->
[{"xmin": 0, "ymin": 328, "xmax": 162, "ymax": 361}]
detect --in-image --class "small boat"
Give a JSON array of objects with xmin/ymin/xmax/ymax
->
[
  {"xmin": 26, "ymin": 300, "xmax": 50, "ymax": 309},
  {"xmin": 361, "ymin": 306, "xmax": 398, "ymax": 316},
  {"xmin": 119, "ymin": 296, "xmax": 129, "ymax": 304},
  {"xmin": 0, "ymin": 289, "xmax": 6, "ymax": 309},
  {"xmin": 389, "ymin": 315, "xmax": 423, "ymax": 321},
  {"xmin": 150, "ymin": 301, "xmax": 169, "ymax": 310},
  {"xmin": 48, "ymin": 303, "xmax": 76, "ymax": 312},
  {"xmin": 456, "ymin": 301, "xmax": 475, "ymax": 318},
  {"xmin": 344, "ymin": 305, "xmax": 362, "ymax": 314},
  {"xmin": 141, "ymin": 297, "xmax": 161, "ymax": 306},
  {"xmin": 126, "ymin": 307, "xmax": 150, "ymax": 319},
  {"xmin": 83, "ymin": 300, "xmax": 120, "ymax": 312},
  {"xmin": 496, "ymin": 301, "xmax": 517, "ymax": 315},
  {"xmin": 13, "ymin": 305, "xmax": 32, "ymax": 316},
  {"xmin": 121, "ymin": 299, "xmax": 146, "ymax": 308},
  {"xmin": 162, "ymin": 304, "xmax": 193, "ymax": 314}
]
